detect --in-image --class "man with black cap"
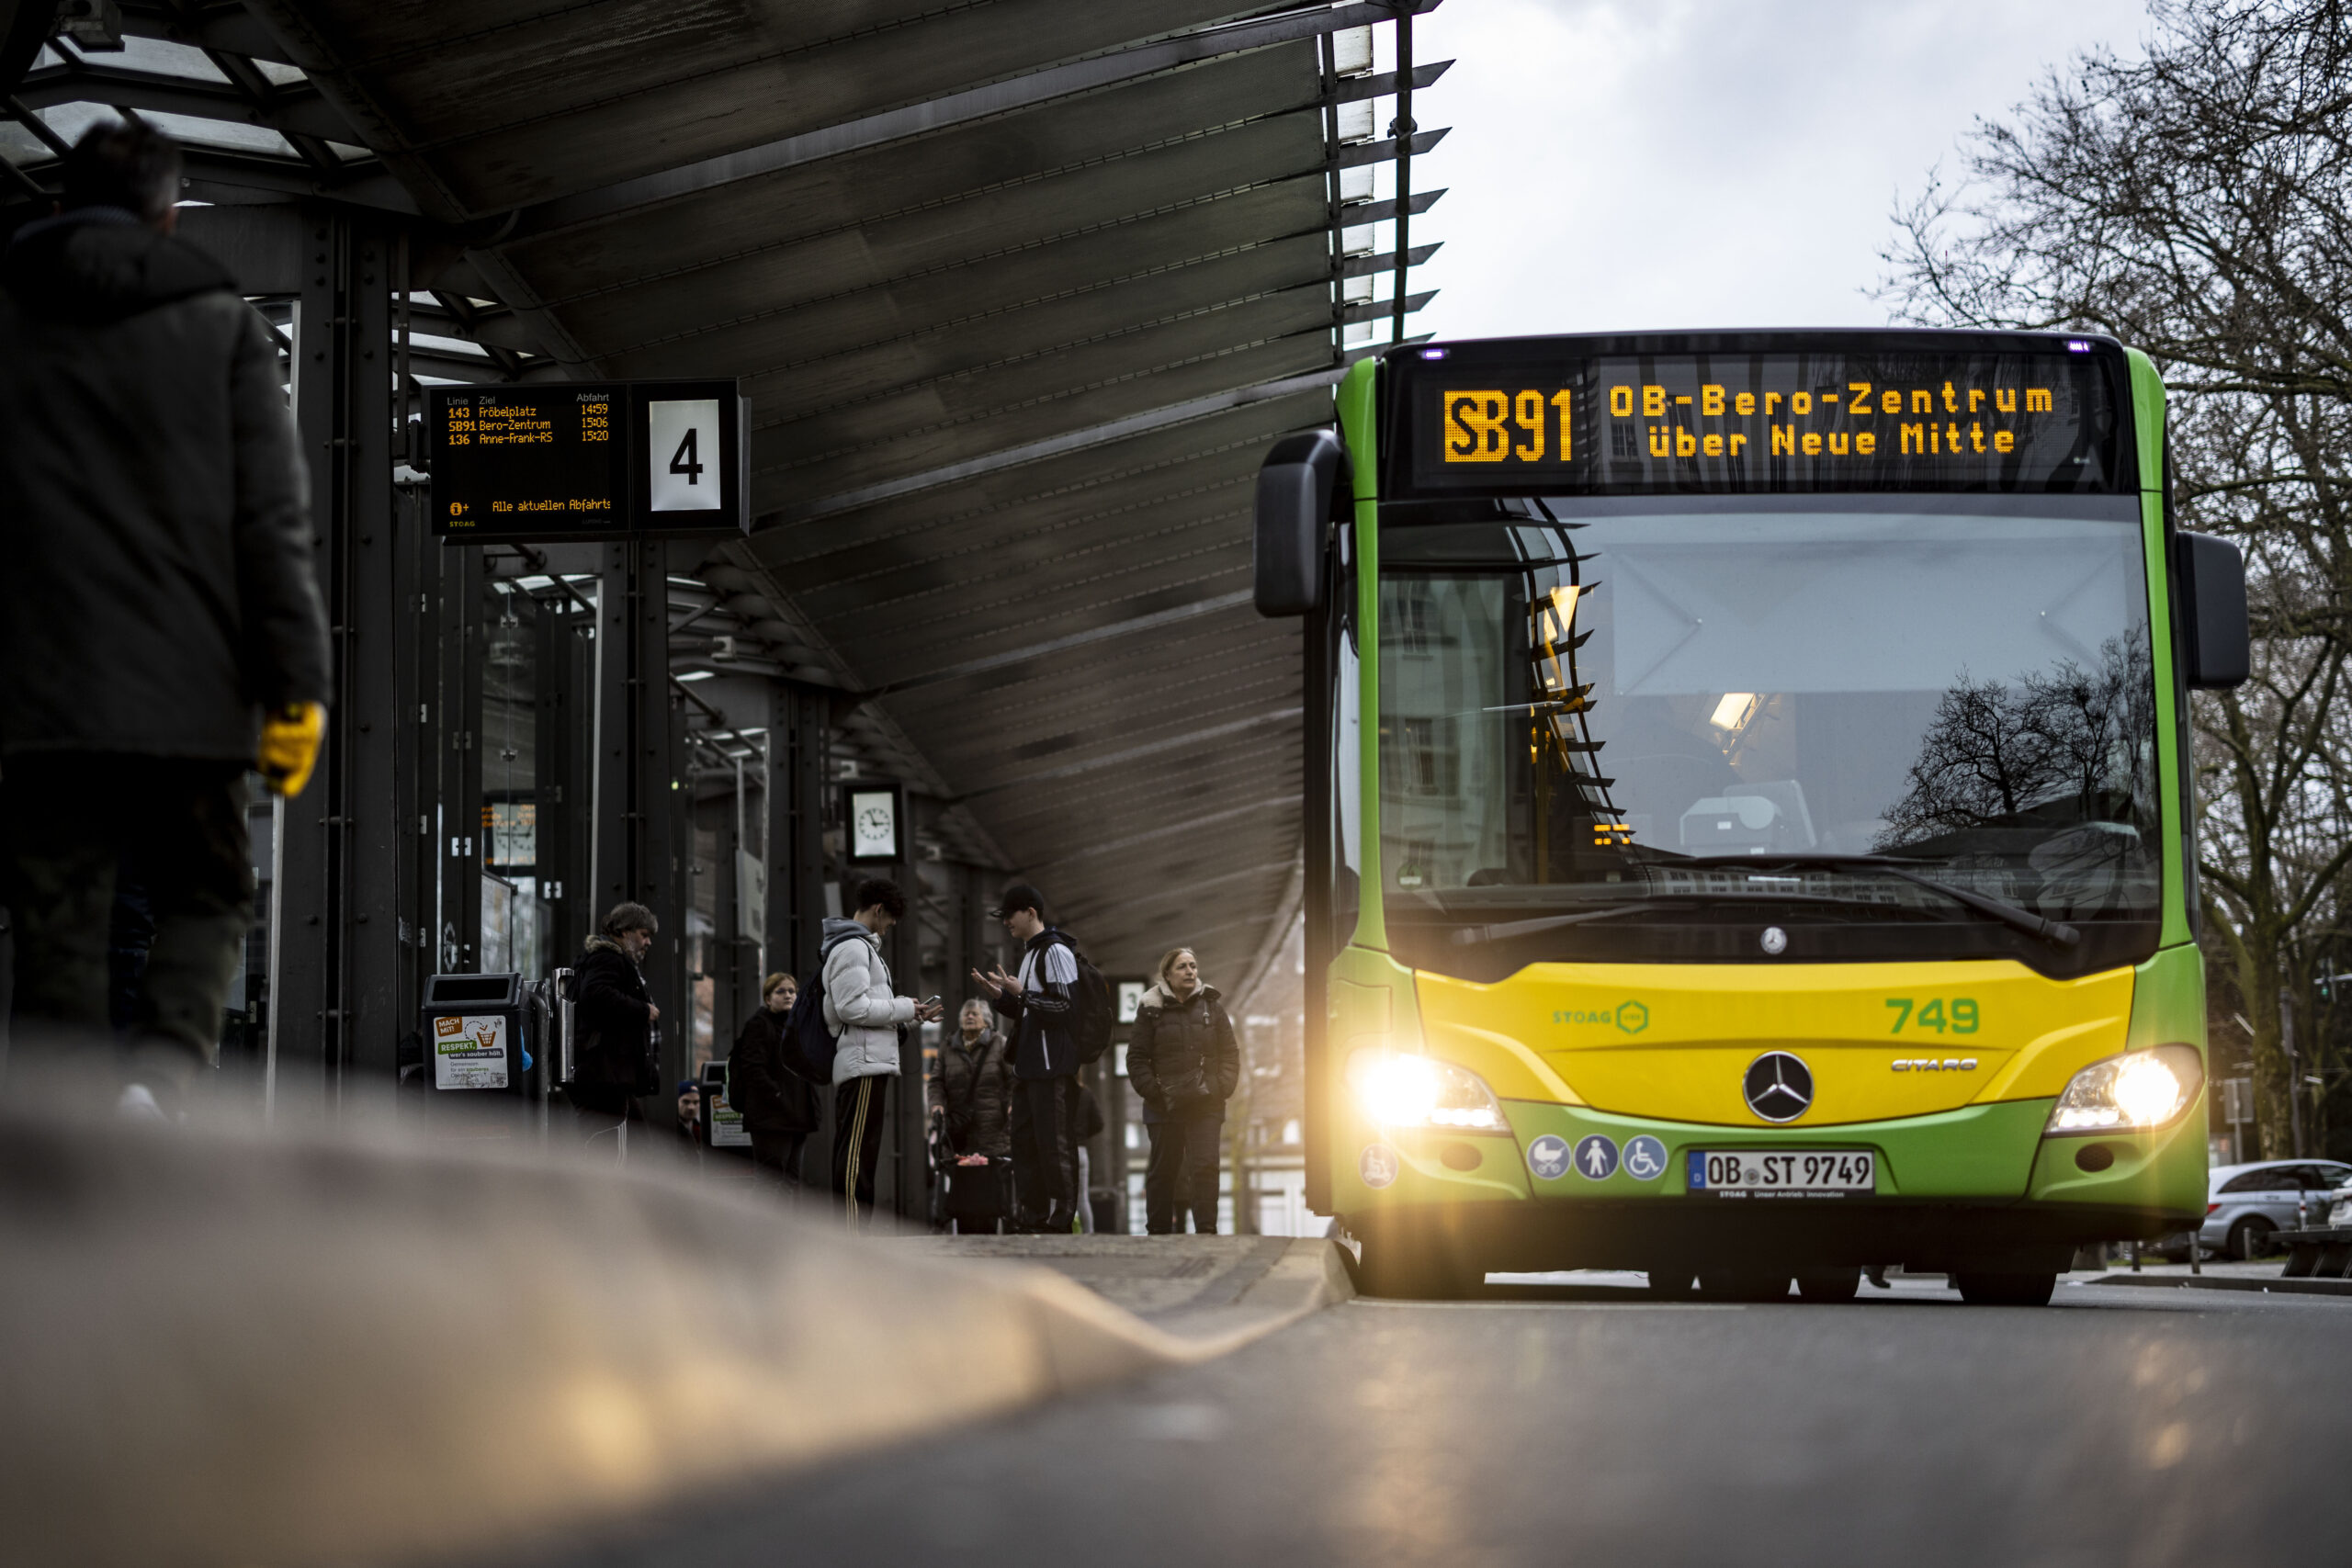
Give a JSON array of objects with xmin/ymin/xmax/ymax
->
[{"xmin": 969, "ymin": 883, "xmax": 1080, "ymax": 1233}]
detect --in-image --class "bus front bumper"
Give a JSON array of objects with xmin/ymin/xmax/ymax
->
[{"xmin": 1339, "ymin": 1097, "xmax": 2208, "ymax": 1274}]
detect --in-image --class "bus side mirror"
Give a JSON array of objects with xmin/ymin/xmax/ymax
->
[
  {"xmin": 2175, "ymin": 531, "xmax": 2249, "ymax": 689},
  {"xmin": 1254, "ymin": 429, "xmax": 1348, "ymax": 616}
]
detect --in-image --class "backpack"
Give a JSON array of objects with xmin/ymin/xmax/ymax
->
[
  {"xmin": 781, "ymin": 929, "xmax": 864, "ymax": 1086},
  {"xmin": 1051, "ymin": 931, "xmax": 1114, "ymax": 1066}
]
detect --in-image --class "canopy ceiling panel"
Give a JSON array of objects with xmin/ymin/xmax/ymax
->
[
  {"xmin": 812, "ymin": 530, "xmax": 1254, "ymax": 675},
  {"xmin": 883, "ymin": 619, "xmax": 1299, "ymax": 750},
  {"xmin": 783, "ymin": 483, "xmax": 1250, "ymax": 619},
  {"xmin": 253, "ymin": 0, "xmax": 1287, "ymax": 217},
  {"xmin": 968, "ymin": 670, "xmax": 1299, "ymax": 781},
  {"xmin": 899, "ymin": 674, "xmax": 1304, "ymax": 812},
  {"xmin": 544, "ymin": 193, "xmax": 1332, "ymax": 360},
  {"xmin": 750, "ymin": 392, "xmax": 1326, "ymax": 566},
  {"xmin": 601, "ymin": 222, "xmax": 1335, "ymax": 392},
  {"xmin": 750, "ymin": 307, "xmax": 1331, "ymax": 472},
  {"xmin": 749, "ymin": 395, "xmax": 1328, "ymax": 639},
  {"xmin": 750, "ymin": 330, "xmax": 1338, "ymax": 505},
  {"xmin": 492, "ymin": 41, "xmax": 1327, "ymax": 300}
]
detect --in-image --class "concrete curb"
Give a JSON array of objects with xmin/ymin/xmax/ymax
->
[
  {"xmin": 899, "ymin": 1233, "xmax": 1356, "ymax": 1342},
  {"xmin": 0, "ymin": 1111, "xmax": 1333, "ymax": 1568},
  {"xmin": 2088, "ymin": 1272, "xmax": 2352, "ymax": 1298},
  {"xmin": 1231, "ymin": 1233, "xmax": 1359, "ymax": 1322}
]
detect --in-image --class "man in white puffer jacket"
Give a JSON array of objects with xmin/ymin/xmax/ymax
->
[{"xmin": 822, "ymin": 877, "xmax": 941, "ymax": 1229}]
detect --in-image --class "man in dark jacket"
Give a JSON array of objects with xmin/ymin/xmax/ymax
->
[
  {"xmin": 1127, "ymin": 947, "xmax": 1241, "ymax": 1234},
  {"xmin": 729, "ymin": 971, "xmax": 820, "ymax": 1190},
  {"xmin": 569, "ymin": 903, "xmax": 662, "ymax": 1153},
  {"xmin": 0, "ymin": 121, "xmax": 330, "ymax": 1113},
  {"xmin": 968, "ymin": 883, "xmax": 1080, "ymax": 1233},
  {"xmin": 929, "ymin": 998, "xmax": 1016, "ymax": 1159}
]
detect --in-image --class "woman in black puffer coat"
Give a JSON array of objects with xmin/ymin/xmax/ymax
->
[
  {"xmin": 729, "ymin": 972, "xmax": 823, "ymax": 1189},
  {"xmin": 1126, "ymin": 946, "xmax": 1240, "ymax": 1234},
  {"xmin": 568, "ymin": 902, "xmax": 663, "ymax": 1150}
]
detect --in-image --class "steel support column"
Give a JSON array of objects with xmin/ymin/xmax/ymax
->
[
  {"xmin": 589, "ymin": 539, "xmax": 686, "ymax": 1115},
  {"xmin": 888, "ymin": 798, "xmax": 931, "ymax": 1222},
  {"xmin": 534, "ymin": 587, "xmax": 596, "ymax": 969},
  {"xmin": 434, "ymin": 546, "xmax": 484, "ymax": 974},
  {"xmin": 764, "ymin": 682, "xmax": 832, "ymax": 1180},
  {"xmin": 277, "ymin": 209, "xmax": 401, "ymax": 1118}
]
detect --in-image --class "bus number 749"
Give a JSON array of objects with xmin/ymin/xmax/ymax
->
[{"xmin": 1886, "ymin": 998, "xmax": 1979, "ymax": 1034}]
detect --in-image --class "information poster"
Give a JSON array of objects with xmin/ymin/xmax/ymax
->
[
  {"xmin": 434, "ymin": 1013, "xmax": 510, "ymax": 1090},
  {"xmin": 707, "ymin": 1076, "xmax": 752, "ymax": 1149}
]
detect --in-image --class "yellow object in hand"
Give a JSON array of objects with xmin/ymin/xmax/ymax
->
[{"xmin": 257, "ymin": 702, "xmax": 325, "ymax": 797}]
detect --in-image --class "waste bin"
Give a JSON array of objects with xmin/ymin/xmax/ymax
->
[{"xmin": 421, "ymin": 973, "xmax": 529, "ymax": 1092}]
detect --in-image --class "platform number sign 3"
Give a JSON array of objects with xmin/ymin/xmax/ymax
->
[{"xmin": 648, "ymin": 398, "xmax": 722, "ymax": 512}]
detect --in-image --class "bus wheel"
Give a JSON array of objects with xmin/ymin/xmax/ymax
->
[
  {"xmin": 1954, "ymin": 1270, "xmax": 2057, "ymax": 1306},
  {"xmin": 1794, "ymin": 1267, "xmax": 1861, "ymax": 1303},
  {"xmin": 1355, "ymin": 1234, "xmax": 1480, "ymax": 1300},
  {"xmin": 1698, "ymin": 1270, "xmax": 1792, "ymax": 1302}
]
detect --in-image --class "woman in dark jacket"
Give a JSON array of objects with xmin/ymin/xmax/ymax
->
[
  {"xmin": 569, "ymin": 902, "xmax": 662, "ymax": 1152},
  {"xmin": 729, "ymin": 972, "xmax": 822, "ymax": 1190},
  {"xmin": 931, "ymin": 998, "xmax": 1017, "ymax": 1159},
  {"xmin": 1126, "ymin": 946, "xmax": 1240, "ymax": 1234}
]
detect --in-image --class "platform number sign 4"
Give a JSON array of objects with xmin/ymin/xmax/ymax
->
[{"xmin": 648, "ymin": 398, "xmax": 722, "ymax": 512}]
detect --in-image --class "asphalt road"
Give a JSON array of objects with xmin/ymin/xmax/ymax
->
[{"xmin": 547, "ymin": 1277, "xmax": 2352, "ymax": 1568}]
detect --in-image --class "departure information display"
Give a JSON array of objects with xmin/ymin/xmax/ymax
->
[
  {"xmin": 428, "ymin": 379, "xmax": 747, "ymax": 540},
  {"xmin": 433, "ymin": 388, "xmax": 627, "ymax": 534},
  {"xmin": 1387, "ymin": 337, "xmax": 2131, "ymax": 497}
]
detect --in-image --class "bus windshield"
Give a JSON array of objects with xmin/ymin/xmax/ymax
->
[{"xmin": 1374, "ymin": 496, "xmax": 2161, "ymax": 974}]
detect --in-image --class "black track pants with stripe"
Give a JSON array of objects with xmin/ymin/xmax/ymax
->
[{"xmin": 832, "ymin": 1074, "xmax": 891, "ymax": 1229}]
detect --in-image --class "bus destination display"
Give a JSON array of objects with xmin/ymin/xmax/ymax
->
[
  {"xmin": 1392, "ymin": 342, "xmax": 2128, "ymax": 496},
  {"xmin": 428, "ymin": 379, "xmax": 748, "ymax": 540}
]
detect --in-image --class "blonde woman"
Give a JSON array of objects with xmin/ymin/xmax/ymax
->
[
  {"xmin": 1126, "ymin": 946, "xmax": 1240, "ymax": 1234},
  {"xmin": 729, "ymin": 971, "xmax": 820, "ymax": 1190}
]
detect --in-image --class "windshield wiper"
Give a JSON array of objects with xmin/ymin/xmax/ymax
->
[
  {"xmin": 1673, "ymin": 853, "xmax": 2082, "ymax": 950},
  {"xmin": 1442, "ymin": 890, "xmax": 1851, "ymax": 947}
]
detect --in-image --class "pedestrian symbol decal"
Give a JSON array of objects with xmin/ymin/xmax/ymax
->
[
  {"xmin": 1573, "ymin": 1134, "xmax": 1618, "ymax": 1180},
  {"xmin": 1623, "ymin": 1134, "xmax": 1668, "ymax": 1181},
  {"xmin": 1527, "ymin": 1134, "xmax": 1572, "ymax": 1180},
  {"xmin": 1360, "ymin": 1142, "xmax": 1400, "ymax": 1190}
]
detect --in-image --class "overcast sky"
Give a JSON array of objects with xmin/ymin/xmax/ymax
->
[{"xmin": 1376, "ymin": 0, "xmax": 2154, "ymax": 341}]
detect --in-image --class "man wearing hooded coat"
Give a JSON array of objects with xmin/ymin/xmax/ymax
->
[{"xmin": 0, "ymin": 121, "xmax": 329, "ymax": 1112}]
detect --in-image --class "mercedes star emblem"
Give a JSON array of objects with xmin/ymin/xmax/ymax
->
[
  {"xmin": 1743, "ymin": 1051, "xmax": 1814, "ymax": 1122},
  {"xmin": 1759, "ymin": 925, "xmax": 1789, "ymax": 955}
]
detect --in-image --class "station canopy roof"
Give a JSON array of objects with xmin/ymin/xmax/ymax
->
[{"xmin": 0, "ymin": 0, "xmax": 1447, "ymax": 985}]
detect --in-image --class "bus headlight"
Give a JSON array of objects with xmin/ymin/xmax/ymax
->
[
  {"xmin": 2045, "ymin": 1044, "xmax": 2203, "ymax": 1134},
  {"xmin": 1347, "ymin": 1049, "xmax": 1508, "ymax": 1133}
]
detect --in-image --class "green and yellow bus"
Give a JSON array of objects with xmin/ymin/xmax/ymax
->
[{"xmin": 1253, "ymin": 331, "xmax": 2249, "ymax": 1303}]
